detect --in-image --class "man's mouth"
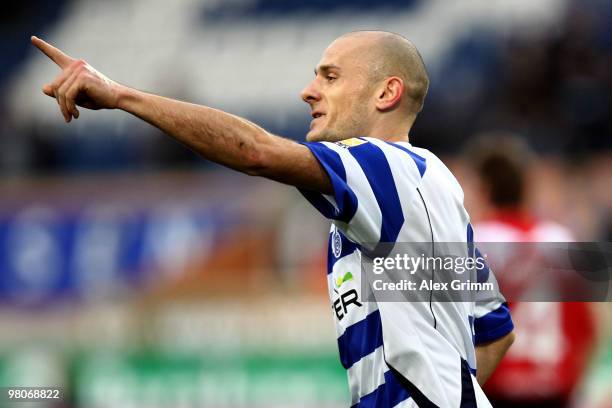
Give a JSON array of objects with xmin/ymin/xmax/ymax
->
[{"xmin": 311, "ymin": 112, "xmax": 325, "ymax": 119}]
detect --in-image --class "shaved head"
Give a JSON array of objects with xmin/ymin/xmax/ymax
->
[
  {"xmin": 302, "ymin": 30, "xmax": 430, "ymax": 142},
  {"xmin": 337, "ymin": 31, "xmax": 430, "ymax": 115}
]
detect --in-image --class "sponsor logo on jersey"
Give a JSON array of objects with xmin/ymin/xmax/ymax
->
[
  {"xmin": 332, "ymin": 271, "xmax": 361, "ymax": 320},
  {"xmin": 333, "ymin": 288, "xmax": 362, "ymax": 321},
  {"xmin": 335, "ymin": 138, "xmax": 367, "ymax": 148},
  {"xmin": 335, "ymin": 271, "xmax": 354, "ymax": 289}
]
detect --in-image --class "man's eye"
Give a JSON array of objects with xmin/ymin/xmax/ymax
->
[{"xmin": 326, "ymin": 75, "xmax": 337, "ymax": 82}]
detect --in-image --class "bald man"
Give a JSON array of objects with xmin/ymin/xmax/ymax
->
[{"xmin": 33, "ymin": 31, "xmax": 514, "ymax": 408}]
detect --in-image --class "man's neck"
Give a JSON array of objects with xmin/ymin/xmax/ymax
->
[
  {"xmin": 367, "ymin": 114, "xmax": 414, "ymax": 143},
  {"xmin": 367, "ymin": 127, "xmax": 411, "ymax": 143}
]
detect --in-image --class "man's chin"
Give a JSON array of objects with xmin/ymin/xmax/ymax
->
[
  {"xmin": 305, "ymin": 130, "xmax": 323, "ymax": 142},
  {"xmin": 306, "ymin": 129, "xmax": 337, "ymax": 143}
]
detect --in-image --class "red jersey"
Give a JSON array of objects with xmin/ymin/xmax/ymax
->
[{"xmin": 475, "ymin": 211, "xmax": 597, "ymax": 403}]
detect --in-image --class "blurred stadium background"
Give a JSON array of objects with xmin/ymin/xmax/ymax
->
[{"xmin": 0, "ymin": 0, "xmax": 610, "ymax": 407}]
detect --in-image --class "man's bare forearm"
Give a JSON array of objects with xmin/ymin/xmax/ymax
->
[
  {"xmin": 118, "ymin": 87, "xmax": 276, "ymax": 174},
  {"xmin": 475, "ymin": 331, "xmax": 515, "ymax": 386},
  {"xmin": 30, "ymin": 36, "xmax": 329, "ymax": 193},
  {"xmin": 115, "ymin": 87, "xmax": 332, "ymax": 193}
]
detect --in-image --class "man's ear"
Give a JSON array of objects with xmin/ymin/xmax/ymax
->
[{"xmin": 375, "ymin": 76, "xmax": 404, "ymax": 112}]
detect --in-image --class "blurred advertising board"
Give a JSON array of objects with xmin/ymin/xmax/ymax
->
[
  {"xmin": 0, "ymin": 297, "xmax": 349, "ymax": 407},
  {"xmin": 0, "ymin": 172, "xmax": 292, "ymax": 306},
  {"xmin": 73, "ymin": 350, "xmax": 348, "ymax": 407}
]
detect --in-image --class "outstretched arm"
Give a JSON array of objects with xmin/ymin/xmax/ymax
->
[
  {"xmin": 475, "ymin": 330, "xmax": 515, "ymax": 386},
  {"xmin": 31, "ymin": 36, "xmax": 332, "ymax": 194}
]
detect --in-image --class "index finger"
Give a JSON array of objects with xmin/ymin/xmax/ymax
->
[{"xmin": 31, "ymin": 36, "xmax": 75, "ymax": 68}]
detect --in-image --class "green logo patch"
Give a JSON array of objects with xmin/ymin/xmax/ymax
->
[{"xmin": 335, "ymin": 272, "xmax": 354, "ymax": 288}]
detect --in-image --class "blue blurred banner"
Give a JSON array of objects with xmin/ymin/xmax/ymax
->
[
  {"xmin": 0, "ymin": 205, "xmax": 214, "ymax": 304},
  {"xmin": 0, "ymin": 172, "xmax": 286, "ymax": 306}
]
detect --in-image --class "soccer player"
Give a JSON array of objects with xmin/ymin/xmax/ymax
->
[
  {"xmin": 31, "ymin": 31, "xmax": 515, "ymax": 407},
  {"xmin": 466, "ymin": 134, "xmax": 598, "ymax": 408}
]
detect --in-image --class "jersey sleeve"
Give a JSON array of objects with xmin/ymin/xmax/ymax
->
[
  {"xmin": 298, "ymin": 138, "xmax": 422, "ymax": 247},
  {"xmin": 474, "ymin": 302, "xmax": 513, "ymax": 344},
  {"xmin": 473, "ymin": 252, "xmax": 514, "ymax": 344},
  {"xmin": 298, "ymin": 141, "xmax": 359, "ymax": 224},
  {"xmin": 467, "ymin": 223, "xmax": 514, "ymax": 344}
]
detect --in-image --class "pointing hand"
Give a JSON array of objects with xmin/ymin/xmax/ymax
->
[{"xmin": 31, "ymin": 36, "xmax": 123, "ymax": 122}]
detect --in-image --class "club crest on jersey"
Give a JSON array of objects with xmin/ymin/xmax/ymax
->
[
  {"xmin": 335, "ymin": 138, "xmax": 367, "ymax": 148},
  {"xmin": 332, "ymin": 229, "xmax": 342, "ymax": 258}
]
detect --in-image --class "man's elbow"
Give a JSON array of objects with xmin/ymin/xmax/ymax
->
[
  {"xmin": 241, "ymin": 139, "xmax": 289, "ymax": 179},
  {"xmin": 241, "ymin": 148, "xmax": 270, "ymax": 177},
  {"xmin": 238, "ymin": 131, "xmax": 282, "ymax": 177}
]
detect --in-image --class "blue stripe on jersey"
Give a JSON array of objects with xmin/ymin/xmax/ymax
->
[
  {"xmin": 349, "ymin": 141, "xmax": 404, "ymax": 243},
  {"xmin": 338, "ymin": 310, "xmax": 383, "ymax": 369},
  {"xmin": 474, "ymin": 303, "xmax": 514, "ymax": 344},
  {"xmin": 467, "ymin": 223, "xmax": 490, "ymax": 282},
  {"xmin": 468, "ymin": 315, "xmax": 476, "ymax": 346},
  {"xmin": 327, "ymin": 228, "xmax": 359, "ymax": 274},
  {"xmin": 475, "ymin": 247, "xmax": 490, "ymax": 283},
  {"xmin": 460, "ymin": 358, "xmax": 477, "ymax": 408},
  {"xmin": 351, "ymin": 370, "xmax": 411, "ymax": 408},
  {"xmin": 300, "ymin": 142, "xmax": 358, "ymax": 223},
  {"xmin": 467, "ymin": 223, "xmax": 474, "ymax": 257},
  {"xmin": 386, "ymin": 142, "xmax": 427, "ymax": 177}
]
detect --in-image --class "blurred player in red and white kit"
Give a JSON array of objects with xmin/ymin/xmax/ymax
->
[{"xmin": 465, "ymin": 134, "xmax": 598, "ymax": 408}]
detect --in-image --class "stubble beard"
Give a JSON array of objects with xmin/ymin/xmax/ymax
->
[{"xmin": 308, "ymin": 103, "xmax": 370, "ymax": 143}]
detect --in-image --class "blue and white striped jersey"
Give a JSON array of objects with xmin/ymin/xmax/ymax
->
[{"xmin": 299, "ymin": 137, "xmax": 514, "ymax": 408}]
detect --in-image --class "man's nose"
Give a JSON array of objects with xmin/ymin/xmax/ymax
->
[{"xmin": 301, "ymin": 80, "xmax": 321, "ymax": 104}]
